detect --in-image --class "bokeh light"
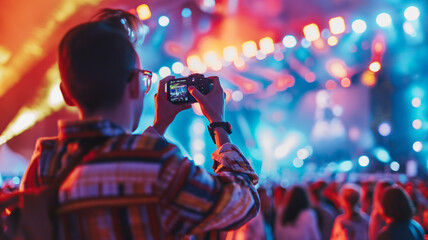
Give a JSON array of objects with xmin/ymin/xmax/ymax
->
[
  {"xmin": 404, "ymin": 6, "xmax": 420, "ymax": 21},
  {"xmin": 412, "ymin": 97, "xmax": 421, "ymax": 108},
  {"xmin": 413, "ymin": 141, "xmax": 423, "ymax": 152},
  {"xmin": 303, "ymin": 23, "xmax": 321, "ymax": 41},
  {"xmin": 352, "ymin": 19, "xmax": 367, "ymax": 33},
  {"xmin": 158, "ymin": 16, "xmax": 170, "ymax": 27},
  {"xmin": 329, "ymin": 17, "xmax": 346, "ymax": 35},
  {"xmin": 413, "ymin": 119, "xmax": 422, "ymax": 130},
  {"xmin": 378, "ymin": 122, "xmax": 391, "ymax": 136},
  {"xmin": 376, "ymin": 13, "xmax": 392, "ymax": 27},
  {"xmin": 390, "ymin": 161, "xmax": 400, "ymax": 171},
  {"xmin": 181, "ymin": 8, "xmax": 192, "ymax": 18},
  {"xmin": 358, "ymin": 155, "xmax": 370, "ymax": 167},
  {"xmin": 369, "ymin": 62, "xmax": 381, "ymax": 72},
  {"xmin": 282, "ymin": 35, "xmax": 297, "ymax": 48}
]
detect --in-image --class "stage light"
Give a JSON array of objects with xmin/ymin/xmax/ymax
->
[
  {"xmin": 403, "ymin": 22, "xmax": 416, "ymax": 36},
  {"xmin": 48, "ymin": 84, "xmax": 63, "ymax": 108},
  {"xmin": 374, "ymin": 147, "xmax": 391, "ymax": 163},
  {"xmin": 274, "ymin": 133, "xmax": 301, "ymax": 159},
  {"xmin": 233, "ymin": 57, "xmax": 246, "ymax": 70},
  {"xmin": 412, "ymin": 97, "xmax": 421, "ymax": 108},
  {"xmin": 297, "ymin": 148, "xmax": 310, "ymax": 160},
  {"xmin": 339, "ymin": 161, "xmax": 353, "ymax": 172},
  {"xmin": 376, "ymin": 13, "xmax": 392, "ymax": 28},
  {"xmin": 361, "ymin": 71, "xmax": 377, "ymax": 87},
  {"xmin": 413, "ymin": 119, "xmax": 422, "ymax": 130},
  {"xmin": 152, "ymin": 73, "xmax": 159, "ymax": 83},
  {"xmin": 390, "ymin": 161, "xmax": 400, "ymax": 171},
  {"xmin": 223, "ymin": 46, "xmax": 238, "ymax": 62},
  {"xmin": 181, "ymin": 8, "xmax": 192, "ymax": 18},
  {"xmin": 8, "ymin": 110, "xmax": 39, "ymax": 137},
  {"xmin": 358, "ymin": 156, "xmax": 370, "ymax": 167},
  {"xmin": 187, "ymin": 55, "xmax": 202, "ymax": 72},
  {"xmin": 203, "ymin": 51, "xmax": 219, "ymax": 66},
  {"xmin": 327, "ymin": 36, "xmax": 338, "ymax": 46},
  {"xmin": 327, "ymin": 59, "xmax": 348, "ymax": 79},
  {"xmin": 232, "ymin": 90, "xmax": 244, "ymax": 102},
  {"xmin": 211, "ymin": 61, "xmax": 222, "ymax": 71},
  {"xmin": 378, "ymin": 122, "xmax": 391, "ymax": 136},
  {"xmin": 256, "ymin": 50, "xmax": 267, "ymax": 60},
  {"xmin": 303, "ymin": 23, "xmax": 320, "ymax": 41},
  {"xmin": 369, "ymin": 62, "xmax": 381, "ymax": 72},
  {"xmin": 259, "ymin": 37, "xmax": 274, "ymax": 54},
  {"xmin": 326, "ymin": 80, "xmax": 337, "ymax": 90},
  {"xmin": 329, "ymin": 17, "xmax": 346, "ymax": 35},
  {"xmin": 352, "ymin": 19, "xmax": 367, "ymax": 33},
  {"xmin": 172, "ymin": 62, "xmax": 184, "ymax": 74},
  {"xmin": 282, "ymin": 35, "xmax": 297, "ymax": 48},
  {"xmin": 192, "ymin": 139, "xmax": 205, "ymax": 151},
  {"xmin": 192, "ymin": 121, "xmax": 205, "ymax": 134},
  {"xmin": 413, "ymin": 141, "xmax": 423, "ymax": 152},
  {"xmin": 301, "ymin": 39, "xmax": 311, "ymax": 48},
  {"xmin": 194, "ymin": 153, "xmax": 205, "ymax": 165},
  {"xmin": 404, "ymin": 6, "xmax": 420, "ymax": 21},
  {"xmin": 136, "ymin": 4, "xmax": 151, "ymax": 20},
  {"xmin": 242, "ymin": 41, "xmax": 257, "ymax": 58},
  {"xmin": 341, "ymin": 78, "xmax": 351, "ymax": 88},
  {"xmin": 293, "ymin": 158, "xmax": 304, "ymax": 168},
  {"xmin": 158, "ymin": 16, "xmax": 170, "ymax": 27}
]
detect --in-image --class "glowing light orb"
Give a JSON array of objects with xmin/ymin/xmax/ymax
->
[
  {"xmin": 376, "ymin": 13, "xmax": 392, "ymax": 28},
  {"xmin": 390, "ymin": 161, "xmax": 400, "ymax": 171},
  {"xmin": 352, "ymin": 19, "xmax": 367, "ymax": 33},
  {"xmin": 327, "ymin": 36, "xmax": 338, "ymax": 46},
  {"xmin": 341, "ymin": 78, "xmax": 351, "ymax": 88},
  {"xmin": 242, "ymin": 41, "xmax": 257, "ymax": 58},
  {"xmin": 194, "ymin": 153, "xmax": 205, "ymax": 165},
  {"xmin": 412, "ymin": 97, "xmax": 421, "ymax": 108},
  {"xmin": 293, "ymin": 158, "xmax": 304, "ymax": 168},
  {"xmin": 303, "ymin": 23, "xmax": 320, "ymax": 41},
  {"xmin": 232, "ymin": 91, "xmax": 244, "ymax": 102},
  {"xmin": 358, "ymin": 156, "xmax": 370, "ymax": 167},
  {"xmin": 378, "ymin": 122, "xmax": 391, "ymax": 136},
  {"xmin": 282, "ymin": 35, "xmax": 297, "ymax": 48},
  {"xmin": 223, "ymin": 46, "xmax": 238, "ymax": 62},
  {"xmin": 137, "ymin": 4, "xmax": 151, "ymax": 20},
  {"xmin": 413, "ymin": 119, "xmax": 422, "ymax": 130},
  {"xmin": 404, "ymin": 6, "xmax": 420, "ymax": 21},
  {"xmin": 181, "ymin": 8, "xmax": 192, "ymax": 18},
  {"xmin": 259, "ymin": 37, "xmax": 274, "ymax": 54},
  {"xmin": 297, "ymin": 148, "xmax": 310, "ymax": 160},
  {"xmin": 158, "ymin": 16, "xmax": 170, "ymax": 27},
  {"xmin": 413, "ymin": 141, "xmax": 423, "ymax": 152},
  {"xmin": 369, "ymin": 62, "xmax": 381, "ymax": 72},
  {"xmin": 159, "ymin": 66, "xmax": 171, "ymax": 78},
  {"xmin": 329, "ymin": 17, "xmax": 346, "ymax": 35},
  {"xmin": 172, "ymin": 62, "xmax": 184, "ymax": 74}
]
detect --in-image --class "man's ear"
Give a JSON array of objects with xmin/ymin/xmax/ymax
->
[
  {"xmin": 60, "ymin": 82, "xmax": 76, "ymax": 106},
  {"xmin": 128, "ymin": 71, "xmax": 142, "ymax": 99}
]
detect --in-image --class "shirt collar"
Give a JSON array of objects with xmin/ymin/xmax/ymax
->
[{"xmin": 58, "ymin": 117, "xmax": 127, "ymax": 140}]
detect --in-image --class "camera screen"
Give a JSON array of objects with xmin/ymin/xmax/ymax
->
[{"xmin": 169, "ymin": 79, "xmax": 188, "ymax": 103}]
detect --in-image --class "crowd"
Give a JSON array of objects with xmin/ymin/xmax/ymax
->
[{"xmin": 227, "ymin": 177, "xmax": 428, "ymax": 240}]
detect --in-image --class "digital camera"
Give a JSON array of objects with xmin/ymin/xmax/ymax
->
[{"xmin": 167, "ymin": 74, "xmax": 213, "ymax": 104}]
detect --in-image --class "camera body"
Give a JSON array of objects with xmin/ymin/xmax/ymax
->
[{"xmin": 167, "ymin": 74, "xmax": 213, "ymax": 104}]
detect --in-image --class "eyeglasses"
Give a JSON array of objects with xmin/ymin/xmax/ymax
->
[{"xmin": 129, "ymin": 69, "xmax": 152, "ymax": 94}]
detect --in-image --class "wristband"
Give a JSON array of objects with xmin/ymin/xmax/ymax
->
[{"xmin": 207, "ymin": 122, "xmax": 232, "ymax": 144}]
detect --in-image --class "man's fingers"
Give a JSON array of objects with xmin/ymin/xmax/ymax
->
[
  {"xmin": 188, "ymin": 86, "xmax": 204, "ymax": 102},
  {"xmin": 157, "ymin": 76, "xmax": 175, "ymax": 99}
]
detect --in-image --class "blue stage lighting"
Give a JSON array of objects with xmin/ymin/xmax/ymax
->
[{"xmin": 182, "ymin": 8, "xmax": 192, "ymax": 18}]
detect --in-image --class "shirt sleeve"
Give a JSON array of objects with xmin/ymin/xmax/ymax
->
[
  {"xmin": 156, "ymin": 142, "xmax": 260, "ymax": 235},
  {"xmin": 20, "ymin": 140, "xmax": 43, "ymax": 190}
]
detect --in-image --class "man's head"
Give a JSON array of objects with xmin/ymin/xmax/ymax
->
[
  {"xmin": 339, "ymin": 183, "xmax": 360, "ymax": 210},
  {"xmin": 58, "ymin": 9, "xmax": 148, "ymax": 123}
]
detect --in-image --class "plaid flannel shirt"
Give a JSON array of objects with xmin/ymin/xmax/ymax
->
[{"xmin": 21, "ymin": 118, "xmax": 260, "ymax": 239}]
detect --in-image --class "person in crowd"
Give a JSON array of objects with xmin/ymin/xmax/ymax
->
[
  {"xmin": 377, "ymin": 186, "xmax": 424, "ymax": 240},
  {"xmin": 330, "ymin": 183, "xmax": 369, "ymax": 240},
  {"xmin": 275, "ymin": 185, "xmax": 321, "ymax": 240},
  {"xmin": 369, "ymin": 179, "xmax": 394, "ymax": 240},
  {"xmin": 324, "ymin": 181, "xmax": 341, "ymax": 213},
  {"xmin": 20, "ymin": 9, "xmax": 259, "ymax": 239},
  {"xmin": 309, "ymin": 180, "xmax": 337, "ymax": 240},
  {"xmin": 360, "ymin": 181, "xmax": 374, "ymax": 215}
]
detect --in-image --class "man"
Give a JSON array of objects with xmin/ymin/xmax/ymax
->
[{"xmin": 21, "ymin": 9, "xmax": 259, "ymax": 239}]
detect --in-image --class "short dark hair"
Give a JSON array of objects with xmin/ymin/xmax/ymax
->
[
  {"xmin": 381, "ymin": 186, "xmax": 415, "ymax": 221},
  {"xmin": 58, "ymin": 10, "xmax": 140, "ymax": 112}
]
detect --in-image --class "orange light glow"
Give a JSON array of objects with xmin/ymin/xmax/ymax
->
[
  {"xmin": 275, "ymin": 76, "xmax": 295, "ymax": 91},
  {"xmin": 242, "ymin": 41, "xmax": 257, "ymax": 58},
  {"xmin": 313, "ymin": 38, "xmax": 325, "ymax": 50},
  {"xmin": 374, "ymin": 42, "xmax": 384, "ymax": 53},
  {"xmin": 233, "ymin": 57, "xmax": 246, "ymax": 70},
  {"xmin": 224, "ymin": 89, "xmax": 232, "ymax": 103},
  {"xmin": 361, "ymin": 70, "xmax": 377, "ymax": 87},
  {"xmin": 327, "ymin": 36, "xmax": 338, "ymax": 46},
  {"xmin": 223, "ymin": 46, "xmax": 238, "ymax": 62},
  {"xmin": 341, "ymin": 78, "xmax": 351, "ymax": 88},
  {"xmin": 192, "ymin": 103, "xmax": 204, "ymax": 116},
  {"xmin": 327, "ymin": 59, "xmax": 348, "ymax": 79},
  {"xmin": 136, "ymin": 4, "xmax": 151, "ymax": 20},
  {"xmin": 303, "ymin": 23, "xmax": 320, "ymax": 42},
  {"xmin": 187, "ymin": 55, "xmax": 202, "ymax": 72},
  {"xmin": 203, "ymin": 51, "xmax": 219, "ymax": 67},
  {"xmin": 329, "ymin": 17, "xmax": 346, "ymax": 35},
  {"xmin": 259, "ymin": 37, "xmax": 275, "ymax": 54},
  {"xmin": 369, "ymin": 61, "xmax": 381, "ymax": 72}
]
